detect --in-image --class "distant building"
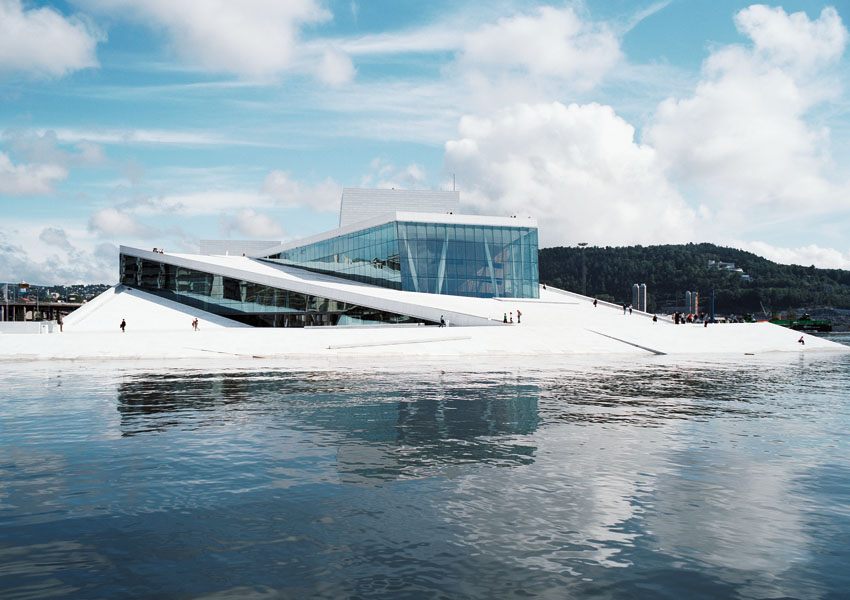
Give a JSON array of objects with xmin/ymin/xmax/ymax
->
[
  {"xmin": 708, "ymin": 260, "xmax": 736, "ymax": 270},
  {"xmin": 708, "ymin": 260, "xmax": 750, "ymax": 280},
  {"xmin": 632, "ymin": 283, "xmax": 647, "ymax": 312},
  {"xmin": 685, "ymin": 291, "xmax": 699, "ymax": 315}
]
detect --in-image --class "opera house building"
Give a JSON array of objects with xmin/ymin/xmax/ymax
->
[
  {"xmin": 3, "ymin": 187, "xmax": 844, "ymax": 360},
  {"xmin": 118, "ymin": 188, "xmax": 539, "ymax": 328}
]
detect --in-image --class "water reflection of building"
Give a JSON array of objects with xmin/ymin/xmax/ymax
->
[
  {"xmin": 116, "ymin": 371, "xmax": 541, "ymax": 482},
  {"xmin": 333, "ymin": 384, "xmax": 541, "ymax": 485},
  {"xmin": 116, "ymin": 373, "xmax": 253, "ymax": 435}
]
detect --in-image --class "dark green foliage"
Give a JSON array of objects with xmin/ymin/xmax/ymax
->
[{"xmin": 539, "ymin": 243, "xmax": 850, "ymax": 314}]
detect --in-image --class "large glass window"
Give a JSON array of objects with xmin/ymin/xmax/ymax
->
[
  {"xmin": 259, "ymin": 219, "xmax": 539, "ymax": 299},
  {"xmin": 119, "ymin": 254, "xmax": 433, "ymax": 328},
  {"xmin": 262, "ymin": 223, "xmax": 402, "ymax": 289},
  {"xmin": 395, "ymin": 221, "xmax": 539, "ymax": 298}
]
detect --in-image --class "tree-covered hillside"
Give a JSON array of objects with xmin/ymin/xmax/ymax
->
[{"xmin": 538, "ymin": 243, "xmax": 850, "ymax": 315}]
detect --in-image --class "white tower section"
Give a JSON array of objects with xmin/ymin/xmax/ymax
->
[{"xmin": 339, "ymin": 188, "xmax": 460, "ymax": 227}]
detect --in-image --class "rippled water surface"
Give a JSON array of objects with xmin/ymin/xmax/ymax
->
[{"xmin": 2, "ymin": 343, "xmax": 850, "ymax": 599}]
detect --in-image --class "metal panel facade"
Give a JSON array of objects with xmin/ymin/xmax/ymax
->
[{"xmin": 339, "ymin": 188, "xmax": 460, "ymax": 227}]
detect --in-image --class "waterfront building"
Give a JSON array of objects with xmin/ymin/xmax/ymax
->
[
  {"xmin": 4, "ymin": 187, "xmax": 844, "ymax": 359},
  {"xmin": 117, "ymin": 189, "xmax": 539, "ymax": 328}
]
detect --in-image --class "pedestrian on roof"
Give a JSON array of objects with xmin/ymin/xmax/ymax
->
[{"xmin": 120, "ymin": 318, "xmax": 126, "ymax": 332}]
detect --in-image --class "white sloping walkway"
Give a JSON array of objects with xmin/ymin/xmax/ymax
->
[
  {"xmin": 120, "ymin": 247, "xmax": 501, "ymax": 327},
  {"xmin": 63, "ymin": 285, "xmax": 249, "ymax": 332},
  {"xmin": 1, "ymin": 284, "xmax": 846, "ymax": 360}
]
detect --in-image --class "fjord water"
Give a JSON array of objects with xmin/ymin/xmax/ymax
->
[{"xmin": 2, "ymin": 345, "xmax": 849, "ymax": 599}]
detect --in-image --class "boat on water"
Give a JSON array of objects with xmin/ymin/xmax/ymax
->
[{"xmin": 769, "ymin": 314, "xmax": 833, "ymax": 332}]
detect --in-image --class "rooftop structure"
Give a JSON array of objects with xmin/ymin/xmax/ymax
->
[
  {"xmin": 199, "ymin": 239, "xmax": 282, "ymax": 256},
  {"xmin": 339, "ymin": 188, "xmax": 459, "ymax": 227}
]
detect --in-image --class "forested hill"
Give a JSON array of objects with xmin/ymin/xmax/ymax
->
[{"xmin": 538, "ymin": 243, "xmax": 850, "ymax": 315}]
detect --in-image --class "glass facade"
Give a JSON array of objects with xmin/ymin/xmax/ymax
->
[
  {"xmin": 264, "ymin": 223, "xmax": 401, "ymax": 290},
  {"xmin": 119, "ymin": 254, "xmax": 435, "ymax": 328},
  {"xmin": 263, "ymin": 220, "xmax": 539, "ymax": 299}
]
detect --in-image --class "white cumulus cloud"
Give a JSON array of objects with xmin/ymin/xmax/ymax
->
[
  {"xmin": 0, "ymin": 0, "xmax": 100, "ymax": 77},
  {"xmin": 644, "ymin": 5, "xmax": 849, "ymax": 224},
  {"xmin": 263, "ymin": 170, "xmax": 342, "ymax": 213},
  {"xmin": 317, "ymin": 47, "xmax": 355, "ymax": 86},
  {"xmin": 76, "ymin": 0, "xmax": 330, "ymax": 78},
  {"xmin": 89, "ymin": 207, "xmax": 157, "ymax": 237},
  {"xmin": 360, "ymin": 158, "xmax": 428, "ymax": 190},
  {"xmin": 0, "ymin": 225, "xmax": 116, "ymax": 284},
  {"xmin": 4, "ymin": 130, "xmax": 107, "ymax": 167},
  {"xmin": 735, "ymin": 5, "xmax": 847, "ymax": 73},
  {"xmin": 221, "ymin": 208, "xmax": 285, "ymax": 239},
  {"xmin": 445, "ymin": 102, "xmax": 695, "ymax": 248},
  {"xmin": 739, "ymin": 241, "xmax": 850, "ymax": 270},
  {"xmin": 0, "ymin": 151, "xmax": 68, "ymax": 195},
  {"xmin": 39, "ymin": 227, "xmax": 75, "ymax": 252},
  {"xmin": 459, "ymin": 6, "xmax": 621, "ymax": 89}
]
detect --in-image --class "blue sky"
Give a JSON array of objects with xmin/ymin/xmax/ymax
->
[{"xmin": 1, "ymin": 0, "xmax": 849, "ymax": 284}]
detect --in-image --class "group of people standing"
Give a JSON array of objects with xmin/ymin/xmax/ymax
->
[
  {"xmin": 502, "ymin": 310, "xmax": 522, "ymax": 324},
  {"xmin": 673, "ymin": 312, "xmax": 703, "ymax": 324}
]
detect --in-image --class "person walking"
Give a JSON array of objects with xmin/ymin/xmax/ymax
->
[
  {"xmin": 439, "ymin": 315, "xmax": 446, "ymax": 328},
  {"xmin": 509, "ymin": 312, "xmax": 513, "ymax": 323},
  {"xmin": 593, "ymin": 298, "xmax": 597, "ymax": 307},
  {"xmin": 120, "ymin": 318, "xmax": 126, "ymax": 332},
  {"xmin": 503, "ymin": 313, "xmax": 508, "ymax": 323},
  {"xmin": 516, "ymin": 309, "xmax": 522, "ymax": 324}
]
